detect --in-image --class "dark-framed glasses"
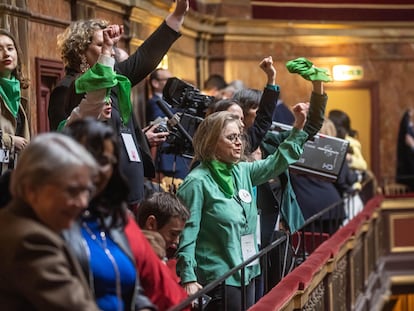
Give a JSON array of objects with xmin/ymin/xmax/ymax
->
[{"xmin": 225, "ymin": 133, "xmax": 243, "ymax": 144}]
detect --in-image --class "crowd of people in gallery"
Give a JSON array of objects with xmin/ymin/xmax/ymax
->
[{"xmin": 0, "ymin": 0, "xmax": 382, "ymax": 309}]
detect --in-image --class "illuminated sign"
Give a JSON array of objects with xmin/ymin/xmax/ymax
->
[{"xmin": 332, "ymin": 65, "xmax": 364, "ymax": 81}]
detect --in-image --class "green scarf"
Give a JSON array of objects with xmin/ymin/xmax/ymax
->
[
  {"xmin": 75, "ymin": 62, "xmax": 132, "ymax": 125},
  {"xmin": 0, "ymin": 76, "xmax": 21, "ymax": 118},
  {"xmin": 286, "ymin": 57, "xmax": 332, "ymax": 82},
  {"xmin": 206, "ymin": 160, "xmax": 235, "ymax": 198}
]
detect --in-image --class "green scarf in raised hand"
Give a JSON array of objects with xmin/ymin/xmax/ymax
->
[
  {"xmin": 206, "ymin": 160, "xmax": 235, "ymax": 198},
  {"xmin": 0, "ymin": 76, "xmax": 21, "ymax": 118},
  {"xmin": 286, "ymin": 57, "xmax": 332, "ymax": 82},
  {"xmin": 75, "ymin": 62, "xmax": 132, "ymax": 125}
]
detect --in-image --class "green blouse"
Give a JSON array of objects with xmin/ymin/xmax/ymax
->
[{"xmin": 176, "ymin": 128, "xmax": 308, "ymax": 287}]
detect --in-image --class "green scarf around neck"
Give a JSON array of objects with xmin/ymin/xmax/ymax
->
[
  {"xmin": 0, "ymin": 76, "xmax": 21, "ymax": 118},
  {"xmin": 75, "ymin": 62, "xmax": 132, "ymax": 125},
  {"xmin": 206, "ymin": 160, "xmax": 235, "ymax": 198}
]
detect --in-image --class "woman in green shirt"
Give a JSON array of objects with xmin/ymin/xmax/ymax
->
[{"xmin": 176, "ymin": 106, "xmax": 309, "ymax": 310}]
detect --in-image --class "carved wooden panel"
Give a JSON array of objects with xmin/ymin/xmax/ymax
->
[
  {"xmin": 350, "ymin": 239, "xmax": 365, "ymax": 307},
  {"xmin": 331, "ymin": 256, "xmax": 348, "ymax": 311},
  {"xmin": 35, "ymin": 58, "xmax": 64, "ymax": 133},
  {"xmin": 303, "ymin": 282, "xmax": 326, "ymax": 311}
]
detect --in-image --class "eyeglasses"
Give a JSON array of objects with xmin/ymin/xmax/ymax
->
[
  {"xmin": 61, "ymin": 183, "xmax": 96, "ymax": 201},
  {"xmin": 225, "ymin": 133, "xmax": 243, "ymax": 144}
]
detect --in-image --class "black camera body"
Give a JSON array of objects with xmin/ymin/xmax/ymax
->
[
  {"xmin": 157, "ymin": 77, "xmax": 215, "ymax": 157},
  {"xmin": 163, "ymin": 77, "xmax": 215, "ymax": 118},
  {"xmin": 154, "ymin": 122, "xmax": 169, "ymax": 134}
]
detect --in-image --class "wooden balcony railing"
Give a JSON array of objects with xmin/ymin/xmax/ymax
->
[{"xmin": 168, "ymin": 177, "xmax": 400, "ymax": 311}]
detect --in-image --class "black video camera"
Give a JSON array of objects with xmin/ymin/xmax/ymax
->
[
  {"xmin": 163, "ymin": 77, "xmax": 215, "ymax": 118},
  {"xmin": 155, "ymin": 78, "xmax": 215, "ymax": 157}
]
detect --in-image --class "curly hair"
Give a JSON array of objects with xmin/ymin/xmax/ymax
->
[
  {"xmin": 57, "ymin": 19, "xmax": 108, "ymax": 71},
  {"xmin": 0, "ymin": 29, "xmax": 29, "ymax": 89}
]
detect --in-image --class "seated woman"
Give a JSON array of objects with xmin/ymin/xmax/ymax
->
[
  {"xmin": 62, "ymin": 119, "xmax": 155, "ymax": 311},
  {"xmin": 176, "ymin": 105, "xmax": 308, "ymax": 310},
  {"xmin": 0, "ymin": 133, "xmax": 100, "ymax": 310},
  {"xmin": 64, "ymin": 118, "xmax": 189, "ymax": 311}
]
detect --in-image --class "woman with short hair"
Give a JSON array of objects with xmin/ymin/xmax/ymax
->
[{"xmin": 0, "ymin": 133, "xmax": 100, "ymax": 310}]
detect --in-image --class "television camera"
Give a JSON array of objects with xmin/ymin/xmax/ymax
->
[{"xmin": 155, "ymin": 77, "xmax": 215, "ymax": 157}]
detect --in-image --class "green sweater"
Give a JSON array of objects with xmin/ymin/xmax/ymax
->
[{"xmin": 176, "ymin": 128, "xmax": 308, "ymax": 287}]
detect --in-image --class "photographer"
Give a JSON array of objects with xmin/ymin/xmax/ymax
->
[{"xmin": 146, "ymin": 68, "xmax": 191, "ymax": 182}]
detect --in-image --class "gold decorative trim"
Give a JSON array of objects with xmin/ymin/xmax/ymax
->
[
  {"xmin": 390, "ymin": 275, "xmax": 414, "ymax": 285},
  {"xmin": 381, "ymin": 198, "xmax": 414, "ymax": 210}
]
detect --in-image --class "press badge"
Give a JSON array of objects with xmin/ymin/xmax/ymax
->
[
  {"xmin": 0, "ymin": 148, "xmax": 9, "ymax": 163},
  {"xmin": 121, "ymin": 133, "xmax": 141, "ymax": 162},
  {"xmin": 241, "ymin": 234, "xmax": 258, "ymax": 266}
]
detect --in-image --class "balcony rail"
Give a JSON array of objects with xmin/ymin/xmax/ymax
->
[{"xmin": 168, "ymin": 177, "xmax": 377, "ymax": 311}]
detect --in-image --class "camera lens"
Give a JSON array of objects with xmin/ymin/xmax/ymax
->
[{"xmin": 154, "ymin": 123, "xmax": 168, "ymax": 133}]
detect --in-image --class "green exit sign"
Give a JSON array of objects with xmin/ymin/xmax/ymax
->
[{"xmin": 332, "ymin": 65, "xmax": 364, "ymax": 81}]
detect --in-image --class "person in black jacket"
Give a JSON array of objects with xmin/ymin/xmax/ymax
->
[
  {"xmin": 396, "ymin": 108, "xmax": 414, "ymax": 190},
  {"xmin": 48, "ymin": 0, "xmax": 189, "ymax": 208},
  {"xmin": 258, "ymin": 68, "xmax": 328, "ymax": 292},
  {"xmin": 290, "ymin": 118, "xmax": 358, "ymax": 235},
  {"xmin": 206, "ymin": 56, "xmax": 279, "ymax": 157}
]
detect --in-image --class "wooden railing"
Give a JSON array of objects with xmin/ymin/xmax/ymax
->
[
  {"xmin": 168, "ymin": 181, "xmax": 376, "ymax": 311},
  {"xmin": 168, "ymin": 178, "xmax": 414, "ymax": 311},
  {"xmin": 251, "ymin": 193, "xmax": 414, "ymax": 311}
]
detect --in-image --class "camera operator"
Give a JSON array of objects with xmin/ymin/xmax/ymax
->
[
  {"xmin": 146, "ymin": 68, "xmax": 173, "ymax": 123},
  {"xmin": 146, "ymin": 69, "xmax": 192, "ymax": 183}
]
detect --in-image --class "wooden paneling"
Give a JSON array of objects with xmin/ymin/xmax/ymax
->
[{"xmin": 390, "ymin": 213, "xmax": 414, "ymax": 252}]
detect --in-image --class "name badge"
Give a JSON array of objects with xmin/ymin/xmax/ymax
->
[
  {"xmin": 241, "ymin": 234, "xmax": 258, "ymax": 266},
  {"xmin": 239, "ymin": 189, "xmax": 252, "ymax": 203},
  {"xmin": 121, "ymin": 133, "xmax": 141, "ymax": 162},
  {"xmin": 0, "ymin": 148, "xmax": 10, "ymax": 163}
]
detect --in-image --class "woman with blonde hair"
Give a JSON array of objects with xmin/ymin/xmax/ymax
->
[{"xmin": 176, "ymin": 105, "xmax": 308, "ymax": 310}]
